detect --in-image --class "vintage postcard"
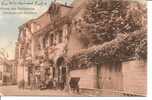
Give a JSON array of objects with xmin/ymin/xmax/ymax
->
[{"xmin": 0, "ymin": 0, "xmax": 147, "ymax": 96}]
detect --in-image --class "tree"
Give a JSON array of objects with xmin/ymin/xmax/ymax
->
[
  {"xmin": 76, "ymin": 0, "xmax": 146, "ymax": 47},
  {"xmin": 70, "ymin": 0, "xmax": 147, "ymax": 67}
]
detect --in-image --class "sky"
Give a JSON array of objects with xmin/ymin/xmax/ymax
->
[
  {"xmin": 0, "ymin": 0, "xmax": 73, "ymax": 59},
  {"xmin": 0, "ymin": 0, "xmax": 146, "ymax": 59}
]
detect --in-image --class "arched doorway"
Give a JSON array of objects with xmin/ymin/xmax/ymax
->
[{"xmin": 56, "ymin": 57, "xmax": 67, "ymax": 90}]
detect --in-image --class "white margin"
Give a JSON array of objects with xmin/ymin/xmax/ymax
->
[{"xmin": 1, "ymin": 1, "xmax": 152, "ymax": 100}]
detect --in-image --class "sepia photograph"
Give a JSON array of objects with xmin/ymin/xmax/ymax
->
[{"xmin": 0, "ymin": 0, "xmax": 147, "ymax": 97}]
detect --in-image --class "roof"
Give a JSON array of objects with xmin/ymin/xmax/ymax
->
[
  {"xmin": 69, "ymin": 0, "xmax": 89, "ymax": 18},
  {"xmin": 55, "ymin": 2, "xmax": 73, "ymax": 8},
  {"xmin": 18, "ymin": 11, "xmax": 50, "ymax": 29},
  {"xmin": 18, "ymin": 2, "xmax": 73, "ymax": 36}
]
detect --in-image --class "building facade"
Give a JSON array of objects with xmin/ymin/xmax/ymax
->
[
  {"xmin": 16, "ymin": 2, "xmax": 73, "ymax": 89},
  {"xmin": 0, "ymin": 60, "xmax": 16, "ymax": 85},
  {"xmin": 15, "ymin": 0, "xmax": 147, "ymax": 96}
]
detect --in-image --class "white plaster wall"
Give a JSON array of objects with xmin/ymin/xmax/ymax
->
[
  {"xmin": 122, "ymin": 60, "xmax": 147, "ymax": 95},
  {"xmin": 0, "ymin": 65, "xmax": 3, "ymax": 84},
  {"xmin": 17, "ymin": 65, "xmax": 24, "ymax": 83},
  {"xmin": 67, "ymin": 32, "xmax": 85, "ymax": 57},
  {"xmin": 70, "ymin": 67, "xmax": 97, "ymax": 89},
  {"xmin": 99, "ymin": 63, "xmax": 123, "ymax": 91}
]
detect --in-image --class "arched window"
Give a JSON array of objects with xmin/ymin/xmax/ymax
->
[
  {"xmin": 59, "ymin": 32, "xmax": 63, "ymax": 43},
  {"xmin": 50, "ymin": 34, "xmax": 54, "ymax": 46}
]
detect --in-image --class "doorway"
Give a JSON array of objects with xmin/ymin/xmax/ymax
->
[{"xmin": 56, "ymin": 57, "xmax": 67, "ymax": 90}]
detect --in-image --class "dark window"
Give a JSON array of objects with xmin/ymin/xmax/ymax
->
[
  {"xmin": 37, "ymin": 44, "xmax": 41, "ymax": 50},
  {"xmin": 43, "ymin": 38, "xmax": 46, "ymax": 48},
  {"xmin": 59, "ymin": 32, "xmax": 63, "ymax": 43},
  {"xmin": 53, "ymin": 67, "xmax": 55, "ymax": 78},
  {"xmin": 0, "ymin": 72, "xmax": 2, "ymax": 80},
  {"xmin": 50, "ymin": 34, "xmax": 54, "ymax": 46}
]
